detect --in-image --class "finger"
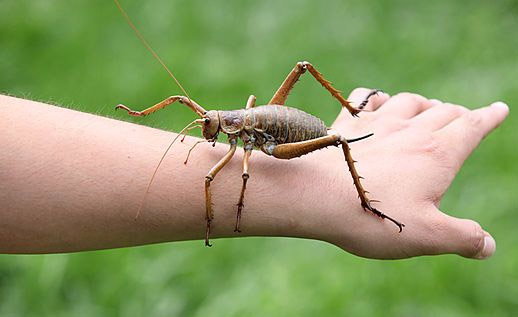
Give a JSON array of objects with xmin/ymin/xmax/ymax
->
[
  {"xmin": 435, "ymin": 102, "xmax": 509, "ymax": 166},
  {"xmin": 377, "ymin": 92, "xmax": 435, "ymax": 119},
  {"xmin": 410, "ymin": 103, "xmax": 469, "ymax": 131},
  {"xmin": 429, "ymin": 99, "xmax": 443, "ymax": 105},
  {"xmin": 334, "ymin": 87, "xmax": 389, "ymax": 125},
  {"xmin": 431, "ymin": 213, "xmax": 496, "ymax": 259}
]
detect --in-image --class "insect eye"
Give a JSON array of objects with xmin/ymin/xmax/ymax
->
[{"xmin": 204, "ymin": 118, "xmax": 210, "ymax": 124}]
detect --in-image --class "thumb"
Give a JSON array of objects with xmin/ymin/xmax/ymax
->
[{"xmin": 434, "ymin": 213, "xmax": 496, "ymax": 259}]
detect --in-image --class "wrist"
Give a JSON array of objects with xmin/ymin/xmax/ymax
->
[{"xmin": 248, "ymin": 150, "xmax": 360, "ymax": 244}]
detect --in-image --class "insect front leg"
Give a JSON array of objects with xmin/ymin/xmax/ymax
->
[
  {"xmin": 204, "ymin": 137, "xmax": 237, "ymax": 246},
  {"xmin": 115, "ymin": 95, "xmax": 207, "ymax": 117}
]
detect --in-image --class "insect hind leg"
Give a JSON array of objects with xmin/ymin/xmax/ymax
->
[
  {"xmin": 269, "ymin": 61, "xmax": 377, "ymax": 117},
  {"xmin": 339, "ymin": 137, "xmax": 405, "ymax": 232}
]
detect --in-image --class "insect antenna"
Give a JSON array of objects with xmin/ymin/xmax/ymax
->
[
  {"xmin": 113, "ymin": 0, "xmax": 193, "ymax": 104},
  {"xmin": 113, "ymin": 0, "xmax": 202, "ymax": 219},
  {"xmin": 135, "ymin": 118, "xmax": 204, "ymax": 219}
]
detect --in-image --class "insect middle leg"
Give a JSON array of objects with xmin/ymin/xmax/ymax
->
[
  {"xmin": 204, "ymin": 138, "xmax": 237, "ymax": 246},
  {"xmin": 235, "ymin": 144, "xmax": 253, "ymax": 232},
  {"xmin": 246, "ymin": 95, "xmax": 256, "ymax": 109},
  {"xmin": 270, "ymin": 133, "xmax": 404, "ymax": 231},
  {"xmin": 269, "ymin": 61, "xmax": 379, "ymax": 115}
]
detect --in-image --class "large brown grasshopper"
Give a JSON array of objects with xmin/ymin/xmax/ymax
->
[{"xmin": 114, "ymin": 0, "xmax": 404, "ymax": 246}]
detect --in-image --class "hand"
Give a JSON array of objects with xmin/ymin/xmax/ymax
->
[{"xmin": 303, "ymin": 88, "xmax": 508, "ymax": 259}]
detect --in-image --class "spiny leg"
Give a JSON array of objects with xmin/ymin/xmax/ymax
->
[
  {"xmin": 246, "ymin": 95, "xmax": 256, "ymax": 109},
  {"xmin": 235, "ymin": 144, "xmax": 253, "ymax": 232},
  {"xmin": 340, "ymin": 138, "xmax": 404, "ymax": 232},
  {"xmin": 204, "ymin": 138, "xmax": 237, "ymax": 246},
  {"xmin": 269, "ymin": 62, "xmax": 306, "ymax": 105},
  {"xmin": 269, "ymin": 61, "xmax": 378, "ymax": 117},
  {"xmin": 268, "ymin": 132, "xmax": 403, "ymax": 231},
  {"xmin": 271, "ymin": 133, "xmax": 341, "ymax": 159},
  {"xmin": 303, "ymin": 62, "xmax": 360, "ymax": 116},
  {"xmin": 270, "ymin": 132, "xmax": 373, "ymax": 160},
  {"xmin": 115, "ymin": 95, "xmax": 206, "ymax": 117},
  {"xmin": 358, "ymin": 89, "xmax": 382, "ymax": 110}
]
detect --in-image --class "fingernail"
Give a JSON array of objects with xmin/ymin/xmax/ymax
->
[
  {"xmin": 491, "ymin": 101, "xmax": 509, "ymax": 112},
  {"xmin": 476, "ymin": 233, "xmax": 496, "ymax": 259}
]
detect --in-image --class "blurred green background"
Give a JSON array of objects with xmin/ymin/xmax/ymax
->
[{"xmin": 1, "ymin": 0, "xmax": 517, "ymax": 316}]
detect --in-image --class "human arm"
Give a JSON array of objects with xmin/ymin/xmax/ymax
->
[{"xmin": 0, "ymin": 92, "xmax": 508, "ymax": 258}]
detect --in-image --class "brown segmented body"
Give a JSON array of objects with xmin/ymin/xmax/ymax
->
[
  {"xmin": 248, "ymin": 105, "xmax": 328, "ymax": 143},
  {"xmin": 218, "ymin": 105, "xmax": 328, "ymax": 155}
]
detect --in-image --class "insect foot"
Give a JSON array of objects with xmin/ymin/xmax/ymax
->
[
  {"xmin": 115, "ymin": 104, "xmax": 143, "ymax": 116},
  {"xmin": 205, "ymin": 220, "xmax": 213, "ymax": 247},
  {"xmin": 358, "ymin": 89, "xmax": 383, "ymax": 110},
  {"xmin": 361, "ymin": 200, "xmax": 405, "ymax": 233}
]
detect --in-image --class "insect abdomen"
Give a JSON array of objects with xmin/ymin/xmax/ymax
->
[{"xmin": 248, "ymin": 105, "xmax": 327, "ymax": 144}]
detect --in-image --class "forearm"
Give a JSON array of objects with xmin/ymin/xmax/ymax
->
[{"xmin": 0, "ymin": 95, "xmax": 353, "ymax": 253}]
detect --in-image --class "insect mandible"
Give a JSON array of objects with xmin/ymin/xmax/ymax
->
[{"xmin": 113, "ymin": 0, "xmax": 405, "ymax": 246}]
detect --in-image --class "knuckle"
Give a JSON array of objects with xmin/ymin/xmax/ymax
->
[
  {"xmin": 383, "ymin": 116, "xmax": 410, "ymax": 132},
  {"xmin": 456, "ymin": 105, "xmax": 470, "ymax": 114},
  {"xmin": 417, "ymin": 212, "xmax": 451, "ymax": 255},
  {"xmin": 349, "ymin": 87, "xmax": 371, "ymax": 98},
  {"xmin": 463, "ymin": 112, "xmax": 483, "ymax": 127},
  {"xmin": 394, "ymin": 92, "xmax": 426, "ymax": 103},
  {"xmin": 445, "ymin": 103, "xmax": 469, "ymax": 116},
  {"xmin": 392, "ymin": 92, "xmax": 429, "ymax": 111},
  {"xmin": 419, "ymin": 134, "xmax": 450, "ymax": 164},
  {"xmin": 465, "ymin": 220, "xmax": 485, "ymax": 257}
]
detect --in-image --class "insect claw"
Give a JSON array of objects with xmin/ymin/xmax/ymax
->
[
  {"xmin": 205, "ymin": 221, "xmax": 213, "ymax": 247},
  {"xmin": 362, "ymin": 202, "xmax": 405, "ymax": 232}
]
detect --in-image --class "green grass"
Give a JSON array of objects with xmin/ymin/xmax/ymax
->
[{"xmin": 1, "ymin": 0, "xmax": 517, "ymax": 316}]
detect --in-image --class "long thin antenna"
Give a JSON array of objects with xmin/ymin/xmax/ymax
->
[
  {"xmin": 114, "ymin": 0, "xmax": 192, "ymax": 102},
  {"xmin": 135, "ymin": 119, "xmax": 204, "ymax": 219}
]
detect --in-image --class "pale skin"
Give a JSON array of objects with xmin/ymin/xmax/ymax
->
[{"xmin": 0, "ymin": 91, "xmax": 509, "ymax": 259}]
